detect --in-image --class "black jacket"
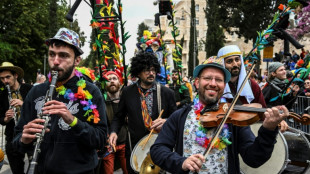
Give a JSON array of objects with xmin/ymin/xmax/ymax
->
[
  {"xmin": 262, "ymin": 81, "xmax": 295, "ymax": 109},
  {"xmin": 110, "ymin": 82, "xmax": 177, "ymax": 156},
  {"xmin": 169, "ymin": 83, "xmax": 191, "ymax": 108},
  {"xmin": 13, "ymin": 76, "xmax": 108, "ymax": 174},
  {"xmin": 0, "ymin": 83, "xmax": 32, "ymax": 142}
]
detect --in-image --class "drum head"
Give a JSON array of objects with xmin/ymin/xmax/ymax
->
[
  {"xmin": 239, "ymin": 122, "xmax": 288, "ymax": 174},
  {"xmin": 130, "ymin": 134, "xmax": 158, "ymax": 173},
  {"xmin": 282, "ymin": 128, "xmax": 310, "ymax": 173}
]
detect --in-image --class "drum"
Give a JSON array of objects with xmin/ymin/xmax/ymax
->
[
  {"xmin": 239, "ymin": 123, "xmax": 310, "ymax": 174},
  {"xmin": 130, "ymin": 133, "xmax": 158, "ymax": 173},
  {"xmin": 282, "ymin": 128, "xmax": 310, "ymax": 174}
]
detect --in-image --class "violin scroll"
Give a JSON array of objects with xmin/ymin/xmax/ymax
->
[{"xmin": 288, "ymin": 112, "xmax": 310, "ymax": 125}]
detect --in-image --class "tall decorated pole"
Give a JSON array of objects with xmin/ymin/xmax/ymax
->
[
  {"xmin": 116, "ymin": 0, "xmax": 131, "ymax": 86},
  {"xmin": 89, "ymin": 0, "xmax": 130, "ymax": 97},
  {"xmin": 162, "ymin": 0, "xmax": 183, "ymax": 82}
]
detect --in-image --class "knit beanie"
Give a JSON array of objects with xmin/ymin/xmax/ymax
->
[
  {"xmin": 105, "ymin": 71, "xmax": 121, "ymax": 80},
  {"xmin": 268, "ymin": 62, "xmax": 283, "ymax": 74}
]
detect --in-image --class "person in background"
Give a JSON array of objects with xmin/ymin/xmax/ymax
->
[
  {"xmin": 182, "ymin": 76, "xmax": 193, "ymax": 101},
  {"xmin": 300, "ymin": 48, "xmax": 306, "ymax": 59},
  {"xmin": 262, "ymin": 62, "xmax": 299, "ymax": 110},
  {"xmin": 219, "ymin": 45, "xmax": 288, "ymax": 132},
  {"xmin": 33, "ymin": 74, "xmax": 46, "ymax": 86},
  {"xmin": 0, "ymin": 62, "xmax": 32, "ymax": 174},
  {"xmin": 101, "ymin": 71, "xmax": 128, "ymax": 174},
  {"xmin": 299, "ymin": 78, "xmax": 310, "ymax": 97},
  {"xmin": 218, "ymin": 45, "xmax": 266, "ymax": 107},
  {"xmin": 292, "ymin": 50, "xmax": 300, "ymax": 63},
  {"xmin": 169, "ymin": 69, "xmax": 191, "ymax": 109},
  {"xmin": 258, "ymin": 76, "xmax": 267, "ymax": 89},
  {"xmin": 288, "ymin": 59, "xmax": 296, "ymax": 70}
]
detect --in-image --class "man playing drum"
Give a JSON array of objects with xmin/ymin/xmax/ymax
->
[
  {"xmin": 109, "ymin": 52, "xmax": 177, "ymax": 173},
  {"xmin": 150, "ymin": 57, "xmax": 289, "ymax": 173}
]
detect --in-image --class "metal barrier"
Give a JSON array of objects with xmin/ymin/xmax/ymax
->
[{"xmin": 286, "ymin": 96, "xmax": 310, "ymax": 133}]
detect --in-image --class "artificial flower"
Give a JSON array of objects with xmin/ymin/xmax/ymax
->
[
  {"xmin": 75, "ymin": 86, "xmax": 86, "ymax": 99},
  {"xmin": 56, "ymin": 86, "xmax": 67, "ymax": 95}
]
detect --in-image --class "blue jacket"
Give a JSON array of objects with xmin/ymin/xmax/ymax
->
[{"xmin": 150, "ymin": 104, "xmax": 279, "ymax": 174}]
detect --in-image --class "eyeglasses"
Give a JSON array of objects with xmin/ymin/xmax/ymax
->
[
  {"xmin": 200, "ymin": 76, "xmax": 224, "ymax": 84},
  {"xmin": 143, "ymin": 68, "xmax": 156, "ymax": 74}
]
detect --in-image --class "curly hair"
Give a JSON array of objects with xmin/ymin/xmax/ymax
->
[{"xmin": 130, "ymin": 52, "xmax": 161, "ymax": 77}]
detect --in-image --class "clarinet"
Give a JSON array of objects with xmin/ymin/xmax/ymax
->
[
  {"xmin": 6, "ymin": 84, "xmax": 18, "ymax": 125},
  {"xmin": 27, "ymin": 71, "xmax": 58, "ymax": 174}
]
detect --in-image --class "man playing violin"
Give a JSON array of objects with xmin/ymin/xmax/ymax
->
[
  {"xmin": 219, "ymin": 45, "xmax": 288, "ymax": 132},
  {"xmin": 150, "ymin": 57, "xmax": 289, "ymax": 173}
]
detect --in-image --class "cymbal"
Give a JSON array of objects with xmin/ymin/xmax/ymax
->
[{"xmin": 139, "ymin": 153, "xmax": 161, "ymax": 174}]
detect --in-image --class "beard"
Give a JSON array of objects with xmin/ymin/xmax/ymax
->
[
  {"xmin": 172, "ymin": 78, "xmax": 178, "ymax": 83},
  {"xmin": 141, "ymin": 75, "xmax": 155, "ymax": 86},
  {"xmin": 229, "ymin": 66, "xmax": 240, "ymax": 77},
  {"xmin": 50, "ymin": 64, "xmax": 75, "ymax": 82},
  {"xmin": 106, "ymin": 83, "xmax": 120, "ymax": 94},
  {"xmin": 198, "ymin": 87, "xmax": 221, "ymax": 105}
]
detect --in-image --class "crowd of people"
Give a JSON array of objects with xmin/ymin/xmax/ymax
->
[{"xmin": 0, "ymin": 27, "xmax": 309, "ymax": 174}]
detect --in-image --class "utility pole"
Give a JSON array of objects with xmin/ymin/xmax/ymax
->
[{"xmin": 193, "ymin": 17, "xmax": 197, "ymax": 71}]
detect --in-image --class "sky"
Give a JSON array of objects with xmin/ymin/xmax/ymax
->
[{"xmin": 69, "ymin": 0, "xmax": 162, "ymax": 64}]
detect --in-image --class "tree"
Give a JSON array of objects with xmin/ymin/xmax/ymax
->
[
  {"xmin": 205, "ymin": 0, "xmax": 225, "ymax": 57},
  {"xmin": 0, "ymin": 0, "xmax": 85, "ymax": 82},
  {"xmin": 188, "ymin": 0, "xmax": 197, "ymax": 77},
  {"xmin": 49, "ymin": 0, "xmax": 59, "ymax": 37},
  {"xmin": 136, "ymin": 22, "xmax": 150, "ymax": 42},
  {"xmin": 219, "ymin": 0, "xmax": 279, "ymax": 43}
]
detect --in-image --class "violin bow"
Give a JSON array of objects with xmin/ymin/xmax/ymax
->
[{"xmin": 202, "ymin": 63, "xmax": 257, "ymax": 159}]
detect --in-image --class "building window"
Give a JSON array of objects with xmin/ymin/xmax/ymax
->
[
  {"xmin": 196, "ymin": 30, "xmax": 199, "ymax": 37},
  {"xmin": 195, "ymin": 4, "xmax": 199, "ymax": 12},
  {"xmin": 176, "ymin": 17, "xmax": 180, "ymax": 25},
  {"xmin": 195, "ymin": 18, "xmax": 199, "ymax": 25}
]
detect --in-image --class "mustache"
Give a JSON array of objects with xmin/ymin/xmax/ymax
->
[
  {"xmin": 51, "ymin": 67, "xmax": 64, "ymax": 71},
  {"xmin": 232, "ymin": 66, "xmax": 240, "ymax": 71},
  {"xmin": 147, "ymin": 75, "xmax": 155, "ymax": 79},
  {"xmin": 205, "ymin": 87, "xmax": 218, "ymax": 91}
]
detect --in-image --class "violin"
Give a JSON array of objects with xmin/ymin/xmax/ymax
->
[{"xmin": 199, "ymin": 103, "xmax": 310, "ymax": 127}]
